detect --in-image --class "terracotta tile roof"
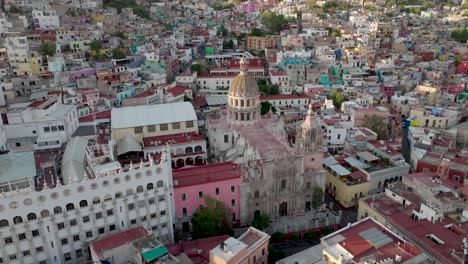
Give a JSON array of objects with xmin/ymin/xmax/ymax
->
[
  {"xmin": 173, "ymin": 162, "xmax": 241, "ymax": 187},
  {"xmin": 91, "ymin": 226, "xmax": 150, "ymax": 257},
  {"xmin": 142, "ymin": 132, "xmax": 204, "ymax": 148},
  {"xmin": 78, "ymin": 110, "xmax": 111, "ymax": 123},
  {"xmin": 167, "ymin": 85, "xmax": 190, "ymax": 97}
]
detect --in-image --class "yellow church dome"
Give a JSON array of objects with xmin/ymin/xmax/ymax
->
[{"xmin": 228, "ymin": 58, "xmax": 259, "ymax": 97}]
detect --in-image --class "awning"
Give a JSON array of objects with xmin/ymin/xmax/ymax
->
[{"xmin": 142, "ymin": 246, "xmax": 168, "ymax": 262}]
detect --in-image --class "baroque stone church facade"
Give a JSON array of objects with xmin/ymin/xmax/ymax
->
[{"xmin": 206, "ymin": 58, "xmax": 324, "ymax": 225}]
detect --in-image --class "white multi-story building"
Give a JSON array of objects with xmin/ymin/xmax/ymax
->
[
  {"xmin": 32, "ymin": 9, "xmax": 60, "ymax": 30},
  {"xmin": 4, "ymin": 99, "xmax": 79, "ymax": 151},
  {"xmin": 0, "ymin": 139, "xmax": 175, "ymax": 264},
  {"xmin": 5, "ymin": 34, "xmax": 29, "ymax": 66},
  {"xmin": 0, "ymin": 14, "xmax": 13, "ymax": 36},
  {"xmin": 196, "ymin": 74, "xmax": 236, "ymax": 95}
]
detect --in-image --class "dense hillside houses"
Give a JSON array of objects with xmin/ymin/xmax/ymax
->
[{"xmin": 0, "ymin": 0, "xmax": 467, "ymax": 263}]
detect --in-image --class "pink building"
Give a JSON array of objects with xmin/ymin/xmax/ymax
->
[
  {"xmin": 173, "ymin": 162, "xmax": 242, "ymax": 232},
  {"xmin": 77, "ymin": 88, "xmax": 100, "ymax": 107},
  {"xmin": 240, "ymin": 2, "xmax": 258, "ymax": 13}
]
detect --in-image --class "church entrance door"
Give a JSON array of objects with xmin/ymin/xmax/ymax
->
[
  {"xmin": 279, "ymin": 202, "xmax": 288, "ymax": 216},
  {"xmin": 254, "ymin": 210, "xmax": 261, "ymax": 219}
]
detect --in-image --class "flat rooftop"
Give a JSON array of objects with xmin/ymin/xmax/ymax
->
[{"xmin": 0, "ymin": 151, "xmax": 36, "ymax": 184}]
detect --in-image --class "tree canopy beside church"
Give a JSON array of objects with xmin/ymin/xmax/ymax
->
[
  {"xmin": 260, "ymin": 101, "xmax": 277, "ymax": 115},
  {"xmin": 191, "ymin": 196, "xmax": 233, "ymax": 239}
]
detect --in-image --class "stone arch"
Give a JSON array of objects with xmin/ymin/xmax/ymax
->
[
  {"xmin": 194, "ymin": 145, "xmax": 202, "ymax": 152},
  {"xmin": 176, "ymin": 158, "xmax": 185, "ymax": 168},
  {"xmin": 157, "ymin": 180, "xmax": 164, "ymax": 187},
  {"xmin": 53, "ymin": 206, "xmax": 63, "ymax": 214},
  {"xmin": 0, "ymin": 219, "xmax": 9, "ymax": 227},
  {"xmin": 195, "ymin": 156, "xmax": 204, "ymax": 165},
  {"xmin": 136, "ymin": 185, "xmax": 144, "ymax": 193},
  {"xmin": 40, "ymin": 210, "xmax": 50, "ymax": 218},
  {"xmin": 279, "ymin": 202, "xmax": 288, "ymax": 217},
  {"xmin": 186, "ymin": 157, "xmax": 194, "ymax": 165},
  {"xmin": 13, "ymin": 216, "xmax": 23, "ymax": 224},
  {"xmin": 254, "ymin": 210, "xmax": 261, "ymax": 220},
  {"xmin": 66, "ymin": 203, "xmax": 75, "ymax": 211},
  {"xmin": 27, "ymin": 213, "xmax": 37, "ymax": 221},
  {"xmin": 79, "ymin": 200, "xmax": 88, "ymax": 207},
  {"xmin": 147, "ymin": 183, "xmax": 154, "ymax": 190},
  {"xmin": 185, "ymin": 147, "xmax": 193, "ymax": 154}
]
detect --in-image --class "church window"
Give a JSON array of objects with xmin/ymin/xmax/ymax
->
[
  {"xmin": 254, "ymin": 191, "xmax": 259, "ymax": 198},
  {"xmin": 241, "ymin": 100, "xmax": 244, "ymax": 107},
  {"xmin": 224, "ymin": 135, "xmax": 229, "ymax": 143},
  {"xmin": 235, "ymin": 99, "xmax": 238, "ymax": 106},
  {"xmin": 247, "ymin": 99, "xmax": 250, "ymax": 107},
  {"xmin": 246, "ymin": 113, "xmax": 250, "ymax": 121},
  {"xmin": 241, "ymin": 113, "xmax": 245, "ymax": 120},
  {"xmin": 281, "ymin": 180, "xmax": 286, "ymax": 189}
]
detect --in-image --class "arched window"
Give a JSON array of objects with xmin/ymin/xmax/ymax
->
[
  {"xmin": 40, "ymin": 210, "xmax": 50, "ymax": 218},
  {"xmin": 147, "ymin": 183, "xmax": 154, "ymax": 190},
  {"xmin": 27, "ymin": 213, "xmax": 37, "ymax": 221},
  {"xmin": 79, "ymin": 200, "xmax": 88, "ymax": 208},
  {"xmin": 66, "ymin": 203, "xmax": 75, "ymax": 211},
  {"xmin": 0, "ymin": 219, "xmax": 9, "ymax": 227},
  {"xmin": 126, "ymin": 189, "xmax": 133, "ymax": 196},
  {"xmin": 281, "ymin": 179, "xmax": 286, "ymax": 189},
  {"xmin": 13, "ymin": 216, "xmax": 23, "ymax": 224},
  {"xmin": 136, "ymin": 186, "xmax": 144, "ymax": 193},
  {"xmin": 53, "ymin": 206, "xmax": 62, "ymax": 214},
  {"xmin": 157, "ymin": 180, "xmax": 164, "ymax": 187},
  {"xmin": 92, "ymin": 197, "xmax": 101, "ymax": 204},
  {"xmin": 254, "ymin": 191, "xmax": 260, "ymax": 198},
  {"xmin": 194, "ymin": 145, "xmax": 202, "ymax": 152},
  {"xmin": 185, "ymin": 147, "xmax": 193, "ymax": 154}
]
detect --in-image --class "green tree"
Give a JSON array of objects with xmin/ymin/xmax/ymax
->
[
  {"xmin": 364, "ymin": 4, "xmax": 377, "ymax": 12},
  {"xmin": 269, "ymin": 247, "xmax": 286, "ymax": 262},
  {"xmin": 222, "ymin": 39, "xmax": 235, "ymax": 50},
  {"xmin": 260, "ymin": 101, "xmax": 277, "ymax": 115},
  {"xmin": 251, "ymin": 214, "xmax": 269, "ymax": 231},
  {"xmin": 191, "ymin": 63, "xmax": 209, "ymax": 75},
  {"xmin": 8, "ymin": 5, "xmax": 23, "ymax": 14},
  {"xmin": 39, "ymin": 41, "xmax": 57, "ymax": 60},
  {"xmin": 330, "ymin": 89, "xmax": 345, "ymax": 109},
  {"xmin": 270, "ymin": 232, "xmax": 285, "ymax": 243},
  {"xmin": 191, "ymin": 196, "xmax": 233, "ymax": 239},
  {"xmin": 111, "ymin": 48, "xmax": 126, "ymax": 59},
  {"xmin": 323, "ymin": 1, "xmax": 338, "ymax": 12},
  {"xmin": 217, "ymin": 25, "xmax": 228, "ymax": 36},
  {"xmin": 312, "ymin": 186, "xmax": 324, "ymax": 209},
  {"xmin": 90, "ymin": 40, "xmax": 103, "ymax": 53},
  {"xmin": 250, "ymin": 27, "xmax": 266, "ymax": 37},
  {"xmin": 261, "ymin": 10, "xmax": 288, "ymax": 34},
  {"xmin": 362, "ymin": 115, "xmax": 389, "ymax": 140},
  {"xmin": 451, "ymin": 28, "xmax": 468, "ymax": 43}
]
